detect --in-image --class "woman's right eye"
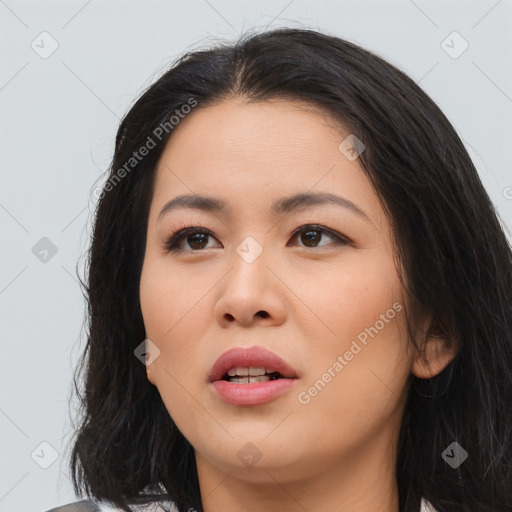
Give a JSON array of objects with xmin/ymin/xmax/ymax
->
[{"xmin": 165, "ymin": 226, "xmax": 219, "ymax": 253}]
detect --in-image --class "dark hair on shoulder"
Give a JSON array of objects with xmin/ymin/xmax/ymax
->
[{"xmin": 69, "ymin": 27, "xmax": 512, "ymax": 512}]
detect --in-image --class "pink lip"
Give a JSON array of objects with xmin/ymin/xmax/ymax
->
[
  {"xmin": 211, "ymin": 379, "xmax": 297, "ymax": 406},
  {"xmin": 208, "ymin": 346, "xmax": 299, "ymax": 406}
]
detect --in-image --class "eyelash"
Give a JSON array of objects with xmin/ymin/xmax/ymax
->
[{"xmin": 164, "ymin": 223, "xmax": 351, "ymax": 253}]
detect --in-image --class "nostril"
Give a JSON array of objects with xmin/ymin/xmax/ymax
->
[{"xmin": 257, "ymin": 311, "xmax": 269, "ymax": 318}]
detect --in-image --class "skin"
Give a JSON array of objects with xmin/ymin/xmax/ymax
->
[{"xmin": 139, "ymin": 97, "xmax": 457, "ymax": 512}]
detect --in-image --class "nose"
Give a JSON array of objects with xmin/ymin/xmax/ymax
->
[{"xmin": 213, "ymin": 247, "xmax": 287, "ymax": 328}]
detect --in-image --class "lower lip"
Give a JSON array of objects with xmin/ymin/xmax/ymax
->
[{"xmin": 210, "ymin": 378, "xmax": 297, "ymax": 406}]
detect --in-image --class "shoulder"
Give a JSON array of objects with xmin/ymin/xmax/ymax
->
[
  {"xmin": 43, "ymin": 499, "xmax": 178, "ymax": 512},
  {"xmin": 43, "ymin": 500, "xmax": 101, "ymax": 512}
]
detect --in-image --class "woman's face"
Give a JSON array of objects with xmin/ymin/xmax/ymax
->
[{"xmin": 139, "ymin": 97, "xmax": 416, "ymax": 485}]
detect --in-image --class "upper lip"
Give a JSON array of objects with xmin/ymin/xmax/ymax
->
[{"xmin": 208, "ymin": 346, "xmax": 299, "ymax": 382}]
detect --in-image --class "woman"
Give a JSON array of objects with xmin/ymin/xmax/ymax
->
[{"xmin": 50, "ymin": 27, "xmax": 512, "ymax": 512}]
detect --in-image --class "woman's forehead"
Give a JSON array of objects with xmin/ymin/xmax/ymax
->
[{"xmin": 150, "ymin": 98, "xmax": 383, "ymax": 223}]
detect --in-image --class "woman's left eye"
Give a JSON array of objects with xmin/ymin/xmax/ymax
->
[
  {"xmin": 165, "ymin": 224, "xmax": 350, "ymax": 253},
  {"xmin": 288, "ymin": 225, "xmax": 350, "ymax": 249}
]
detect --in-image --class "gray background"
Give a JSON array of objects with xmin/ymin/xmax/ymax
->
[{"xmin": 1, "ymin": 1, "xmax": 511, "ymax": 511}]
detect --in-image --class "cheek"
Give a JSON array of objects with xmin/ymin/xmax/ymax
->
[
  {"xmin": 140, "ymin": 256, "xmax": 205, "ymax": 341},
  {"xmin": 294, "ymin": 254, "xmax": 410, "ymax": 431},
  {"xmin": 302, "ymin": 251, "xmax": 404, "ymax": 351},
  {"xmin": 292, "ymin": 319, "xmax": 409, "ymax": 463},
  {"xmin": 139, "ymin": 257, "xmax": 212, "ymax": 402},
  {"xmin": 139, "ymin": 260, "xmax": 191, "ymax": 382}
]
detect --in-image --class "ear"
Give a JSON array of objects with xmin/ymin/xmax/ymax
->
[
  {"xmin": 143, "ymin": 335, "xmax": 157, "ymax": 386},
  {"xmin": 146, "ymin": 365, "xmax": 156, "ymax": 385},
  {"xmin": 411, "ymin": 324, "xmax": 459, "ymax": 379}
]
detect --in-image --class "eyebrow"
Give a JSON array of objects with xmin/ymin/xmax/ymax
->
[{"xmin": 157, "ymin": 192, "xmax": 371, "ymax": 223}]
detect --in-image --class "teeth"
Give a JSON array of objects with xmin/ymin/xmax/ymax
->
[
  {"xmin": 249, "ymin": 366, "xmax": 266, "ymax": 376},
  {"xmin": 226, "ymin": 366, "xmax": 267, "ymax": 377},
  {"xmin": 229, "ymin": 375, "xmax": 271, "ymax": 383}
]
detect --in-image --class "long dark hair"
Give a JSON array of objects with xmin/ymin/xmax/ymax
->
[{"xmin": 69, "ymin": 27, "xmax": 512, "ymax": 512}]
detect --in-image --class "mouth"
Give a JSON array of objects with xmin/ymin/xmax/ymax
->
[
  {"xmin": 208, "ymin": 346, "xmax": 299, "ymax": 406},
  {"xmin": 221, "ymin": 367, "xmax": 285, "ymax": 384},
  {"xmin": 208, "ymin": 345, "xmax": 299, "ymax": 383}
]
